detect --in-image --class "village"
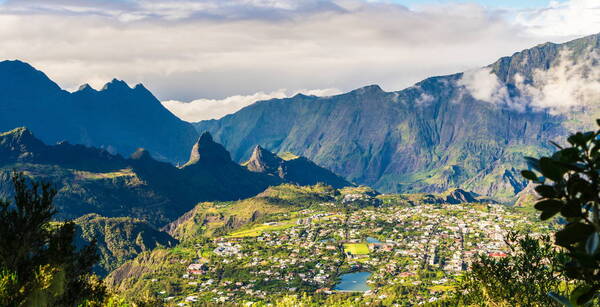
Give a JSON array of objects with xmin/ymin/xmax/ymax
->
[{"xmin": 150, "ymin": 200, "xmax": 550, "ymax": 306}]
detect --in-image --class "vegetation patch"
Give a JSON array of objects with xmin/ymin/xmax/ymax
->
[
  {"xmin": 343, "ymin": 243, "xmax": 369, "ymax": 255},
  {"xmin": 228, "ymin": 219, "xmax": 298, "ymax": 238}
]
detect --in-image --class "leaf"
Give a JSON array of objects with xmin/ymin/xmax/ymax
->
[
  {"xmin": 552, "ymin": 147, "xmax": 580, "ymax": 164},
  {"xmin": 534, "ymin": 185, "xmax": 556, "ymax": 198},
  {"xmin": 534, "ymin": 199, "xmax": 563, "ymax": 211},
  {"xmin": 585, "ymin": 232, "xmax": 599, "ymax": 255},
  {"xmin": 521, "ymin": 170, "xmax": 538, "ymax": 181},
  {"xmin": 560, "ymin": 202, "xmax": 582, "ymax": 218},
  {"xmin": 555, "ymin": 223, "xmax": 596, "ymax": 247},
  {"xmin": 539, "ymin": 157, "xmax": 568, "ymax": 182},
  {"xmin": 548, "ymin": 292, "xmax": 574, "ymax": 307}
]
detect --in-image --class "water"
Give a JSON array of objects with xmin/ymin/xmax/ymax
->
[
  {"xmin": 366, "ymin": 237, "xmax": 382, "ymax": 244},
  {"xmin": 334, "ymin": 272, "xmax": 372, "ymax": 292}
]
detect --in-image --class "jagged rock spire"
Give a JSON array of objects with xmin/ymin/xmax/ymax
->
[
  {"xmin": 183, "ymin": 132, "xmax": 231, "ymax": 167},
  {"xmin": 246, "ymin": 145, "xmax": 282, "ymax": 173}
]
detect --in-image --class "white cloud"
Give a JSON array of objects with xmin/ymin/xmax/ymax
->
[
  {"xmin": 521, "ymin": 49, "xmax": 600, "ymax": 111},
  {"xmin": 516, "ymin": 0, "xmax": 600, "ymax": 38},
  {"xmin": 457, "ymin": 67, "xmax": 509, "ymax": 104},
  {"xmin": 0, "ymin": 0, "xmax": 549, "ymax": 102},
  {"xmin": 161, "ymin": 88, "xmax": 341, "ymax": 121},
  {"xmin": 0, "ymin": 0, "xmax": 597, "ymax": 111},
  {"xmin": 457, "ymin": 47, "xmax": 600, "ymax": 113}
]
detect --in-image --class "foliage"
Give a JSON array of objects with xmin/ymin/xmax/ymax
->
[
  {"xmin": 521, "ymin": 120, "xmax": 600, "ymax": 305},
  {"xmin": 0, "ymin": 172, "xmax": 106, "ymax": 306},
  {"xmin": 449, "ymin": 232, "xmax": 567, "ymax": 306}
]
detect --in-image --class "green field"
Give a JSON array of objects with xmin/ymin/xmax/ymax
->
[
  {"xmin": 228, "ymin": 219, "xmax": 298, "ymax": 238},
  {"xmin": 343, "ymin": 243, "xmax": 370, "ymax": 255}
]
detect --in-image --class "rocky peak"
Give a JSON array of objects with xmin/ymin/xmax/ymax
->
[
  {"xmin": 246, "ymin": 145, "xmax": 282, "ymax": 173},
  {"xmin": 183, "ymin": 132, "xmax": 231, "ymax": 167},
  {"xmin": 0, "ymin": 127, "xmax": 43, "ymax": 147},
  {"xmin": 101, "ymin": 78, "xmax": 131, "ymax": 91},
  {"xmin": 130, "ymin": 148, "xmax": 153, "ymax": 161},
  {"xmin": 76, "ymin": 83, "xmax": 96, "ymax": 93},
  {"xmin": 0, "ymin": 127, "xmax": 46, "ymax": 161}
]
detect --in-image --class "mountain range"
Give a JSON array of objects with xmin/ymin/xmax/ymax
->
[
  {"xmin": 0, "ymin": 127, "xmax": 351, "ymax": 226},
  {"xmin": 0, "ymin": 60, "xmax": 197, "ymax": 163},
  {"xmin": 195, "ymin": 33, "xmax": 600, "ymax": 201},
  {"xmin": 1, "ymin": 34, "xmax": 599, "ymax": 202}
]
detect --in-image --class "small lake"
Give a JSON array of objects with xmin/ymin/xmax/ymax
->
[
  {"xmin": 366, "ymin": 237, "xmax": 382, "ymax": 244},
  {"xmin": 334, "ymin": 272, "xmax": 372, "ymax": 292}
]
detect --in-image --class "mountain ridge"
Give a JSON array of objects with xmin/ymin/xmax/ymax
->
[{"xmin": 193, "ymin": 33, "xmax": 600, "ymax": 201}]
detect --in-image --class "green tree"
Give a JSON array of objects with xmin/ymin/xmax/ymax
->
[
  {"xmin": 449, "ymin": 232, "xmax": 567, "ymax": 306},
  {"xmin": 0, "ymin": 172, "xmax": 106, "ymax": 306},
  {"xmin": 521, "ymin": 120, "xmax": 600, "ymax": 305}
]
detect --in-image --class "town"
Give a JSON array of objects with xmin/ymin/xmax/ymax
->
[{"xmin": 119, "ymin": 196, "xmax": 551, "ymax": 306}]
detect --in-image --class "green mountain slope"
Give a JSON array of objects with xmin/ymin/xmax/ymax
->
[
  {"xmin": 74, "ymin": 214, "xmax": 178, "ymax": 276},
  {"xmin": 194, "ymin": 33, "xmax": 600, "ymax": 202}
]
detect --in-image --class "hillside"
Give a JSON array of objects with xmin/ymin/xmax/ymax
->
[
  {"xmin": 74, "ymin": 214, "xmax": 178, "ymax": 276},
  {"xmin": 194, "ymin": 33, "xmax": 600, "ymax": 202},
  {"xmin": 163, "ymin": 184, "xmax": 339, "ymax": 240},
  {"xmin": 0, "ymin": 60, "xmax": 198, "ymax": 163}
]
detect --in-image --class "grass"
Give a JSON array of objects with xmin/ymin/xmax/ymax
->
[
  {"xmin": 74, "ymin": 168, "xmax": 135, "ymax": 180},
  {"xmin": 343, "ymin": 243, "xmax": 370, "ymax": 255},
  {"xmin": 227, "ymin": 219, "xmax": 298, "ymax": 238},
  {"xmin": 278, "ymin": 152, "xmax": 300, "ymax": 161}
]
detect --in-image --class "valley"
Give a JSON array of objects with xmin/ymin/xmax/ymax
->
[{"xmin": 106, "ymin": 185, "xmax": 551, "ymax": 306}]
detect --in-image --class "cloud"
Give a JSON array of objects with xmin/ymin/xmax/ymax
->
[
  {"xmin": 520, "ymin": 49, "xmax": 600, "ymax": 110},
  {"xmin": 516, "ymin": 0, "xmax": 600, "ymax": 38},
  {"xmin": 0, "ymin": 0, "xmax": 551, "ymax": 102},
  {"xmin": 161, "ymin": 88, "xmax": 341, "ymax": 121},
  {"xmin": 457, "ymin": 47, "xmax": 600, "ymax": 113},
  {"xmin": 457, "ymin": 67, "xmax": 509, "ymax": 104}
]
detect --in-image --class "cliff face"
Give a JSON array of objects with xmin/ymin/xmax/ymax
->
[{"xmin": 195, "ymin": 34, "xmax": 600, "ymax": 201}]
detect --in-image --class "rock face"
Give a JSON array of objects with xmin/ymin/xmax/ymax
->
[
  {"xmin": 245, "ymin": 145, "xmax": 353, "ymax": 189},
  {"xmin": 184, "ymin": 132, "xmax": 232, "ymax": 167},
  {"xmin": 194, "ymin": 33, "xmax": 600, "ymax": 201},
  {"xmin": 0, "ymin": 61, "xmax": 198, "ymax": 163}
]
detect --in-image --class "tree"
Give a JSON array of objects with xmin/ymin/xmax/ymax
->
[
  {"xmin": 0, "ymin": 172, "xmax": 106, "ymax": 306},
  {"xmin": 521, "ymin": 120, "xmax": 600, "ymax": 305},
  {"xmin": 449, "ymin": 232, "xmax": 567, "ymax": 306}
]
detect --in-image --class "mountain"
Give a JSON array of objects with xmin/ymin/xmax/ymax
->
[
  {"xmin": 0, "ymin": 60, "xmax": 197, "ymax": 163},
  {"xmin": 194, "ymin": 33, "xmax": 600, "ymax": 202},
  {"xmin": 244, "ymin": 145, "xmax": 353, "ymax": 189},
  {"xmin": 0, "ymin": 127, "xmax": 349, "ymax": 226},
  {"xmin": 74, "ymin": 214, "xmax": 177, "ymax": 276},
  {"xmin": 0, "ymin": 128, "xmax": 277, "ymax": 225}
]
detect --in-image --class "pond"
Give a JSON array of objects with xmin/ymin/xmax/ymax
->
[
  {"xmin": 366, "ymin": 237, "xmax": 382, "ymax": 244},
  {"xmin": 334, "ymin": 271, "xmax": 372, "ymax": 292}
]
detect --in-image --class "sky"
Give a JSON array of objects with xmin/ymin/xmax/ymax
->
[{"xmin": 0, "ymin": 0, "xmax": 598, "ymax": 121}]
